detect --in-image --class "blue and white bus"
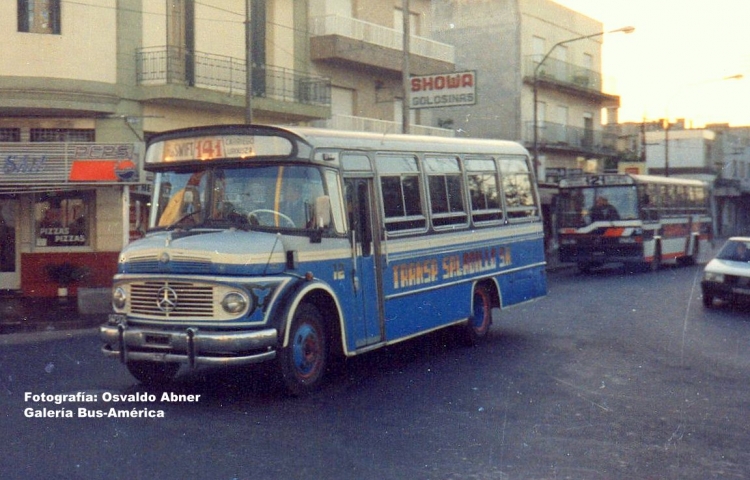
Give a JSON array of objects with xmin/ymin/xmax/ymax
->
[{"xmin": 101, "ymin": 125, "xmax": 547, "ymax": 395}]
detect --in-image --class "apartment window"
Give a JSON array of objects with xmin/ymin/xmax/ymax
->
[
  {"xmin": 30, "ymin": 129, "xmax": 95, "ymax": 142},
  {"xmin": 0, "ymin": 129, "xmax": 21, "ymax": 142},
  {"xmin": 18, "ymin": 0, "xmax": 61, "ymax": 35},
  {"xmin": 394, "ymin": 8, "xmax": 420, "ymax": 35}
]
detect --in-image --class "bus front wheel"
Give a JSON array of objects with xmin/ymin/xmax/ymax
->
[{"xmin": 278, "ymin": 304, "xmax": 328, "ymax": 396}]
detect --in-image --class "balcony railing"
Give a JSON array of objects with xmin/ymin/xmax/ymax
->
[
  {"xmin": 309, "ymin": 15, "xmax": 455, "ymax": 65},
  {"xmin": 525, "ymin": 121, "xmax": 616, "ymax": 153},
  {"xmin": 136, "ymin": 47, "xmax": 331, "ymax": 107},
  {"xmin": 313, "ymin": 115, "xmax": 455, "ymax": 137},
  {"xmin": 525, "ymin": 55, "xmax": 604, "ymax": 93}
]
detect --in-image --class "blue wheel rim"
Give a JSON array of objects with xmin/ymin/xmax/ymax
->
[
  {"xmin": 472, "ymin": 291, "xmax": 489, "ymax": 331},
  {"xmin": 292, "ymin": 323, "xmax": 321, "ymax": 379}
]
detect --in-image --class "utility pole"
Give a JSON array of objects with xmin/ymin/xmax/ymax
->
[
  {"xmin": 401, "ymin": 0, "xmax": 410, "ymax": 134},
  {"xmin": 244, "ymin": 0, "xmax": 253, "ymax": 124}
]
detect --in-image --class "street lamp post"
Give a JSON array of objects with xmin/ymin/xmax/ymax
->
[
  {"xmin": 663, "ymin": 74, "xmax": 744, "ymax": 176},
  {"xmin": 532, "ymin": 26, "xmax": 634, "ymax": 178}
]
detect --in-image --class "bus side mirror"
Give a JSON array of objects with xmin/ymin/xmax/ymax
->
[{"xmin": 314, "ymin": 195, "xmax": 331, "ymax": 229}]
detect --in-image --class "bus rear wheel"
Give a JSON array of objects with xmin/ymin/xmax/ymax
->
[
  {"xmin": 278, "ymin": 304, "xmax": 328, "ymax": 396},
  {"xmin": 461, "ymin": 285, "xmax": 493, "ymax": 345}
]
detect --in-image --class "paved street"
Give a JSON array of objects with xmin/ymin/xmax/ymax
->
[{"xmin": 2, "ymin": 261, "xmax": 750, "ymax": 479}]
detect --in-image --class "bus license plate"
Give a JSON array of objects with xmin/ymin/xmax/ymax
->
[{"xmin": 108, "ymin": 313, "xmax": 127, "ymax": 324}]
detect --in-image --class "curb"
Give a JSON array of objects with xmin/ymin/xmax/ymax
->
[{"xmin": 0, "ymin": 327, "xmax": 100, "ymax": 346}]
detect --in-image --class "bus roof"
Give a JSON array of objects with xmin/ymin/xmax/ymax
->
[
  {"xmin": 628, "ymin": 174, "xmax": 707, "ymax": 187},
  {"xmin": 146, "ymin": 124, "xmax": 530, "ymax": 158},
  {"xmin": 282, "ymin": 125, "xmax": 530, "ymax": 156},
  {"xmin": 559, "ymin": 173, "xmax": 707, "ymax": 188}
]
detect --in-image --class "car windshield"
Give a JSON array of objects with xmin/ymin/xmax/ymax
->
[
  {"xmin": 557, "ymin": 185, "xmax": 639, "ymax": 227},
  {"xmin": 151, "ymin": 165, "xmax": 325, "ymax": 231},
  {"xmin": 716, "ymin": 240, "xmax": 750, "ymax": 262}
]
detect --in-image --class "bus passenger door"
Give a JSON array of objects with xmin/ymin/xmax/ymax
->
[{"xmin": 345, "ymin": 178, "xmax": 384, "ymax": 347}]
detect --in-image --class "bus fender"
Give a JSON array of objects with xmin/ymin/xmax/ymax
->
[{"xmin": 275, "ymin": 280, "xmax": 345, "ymax": 352}]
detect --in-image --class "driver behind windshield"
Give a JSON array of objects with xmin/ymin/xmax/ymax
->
[
  {"xmin": 280, "ymin": 176, "xmax": 312, "ymax": 228},
  {"xmin": 590, "ymin": 195, "xmax": 620, "ymax": 221}
]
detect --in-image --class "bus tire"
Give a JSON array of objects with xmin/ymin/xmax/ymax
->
[
  {"xmin": 649, "ymin": 245, "xmax": 662, "ymax": 272},
  {"xmin": 278, "ymin": 303, "xmax": 328, "ymax": 396},
  {"xmin": 702, "ymin": 292, "xmax": 715, "ymax": 308},
  {"xmin": 127, "ymin": 361, "xmax": 179, "ymax": 386},
  {"xmin": 461, "ymin": 285, "xmax": 493, "ymax": 345}
]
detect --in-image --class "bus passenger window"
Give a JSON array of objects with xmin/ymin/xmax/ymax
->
[
  {"xmin": 466, "ymin": 157, "xmax": 502, "ymax": 224},
  {"xmin": 425, "ymin": 156, "xmax": 467, "ymax": 228},
  {"xmin": 499, "ymin": 156, "xmax": 538, "ymax": 219},
  {"xmin": 376, "ymin": 154, "xmax": 426, "ymax": 233}
]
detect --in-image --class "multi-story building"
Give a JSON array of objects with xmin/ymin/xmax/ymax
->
[
  {"xmin": 430, "ymin": 0, "xmax": 622, "ymax": 184},
  {"xmin": 0, "ymin": 0, "xmax": 455, "ymax": 297},
  {"xmin": 704, "ymin": 125, "xmax": 750, "ymax": 236},
  {"xmin": 309, "ymin": 0, "xmax": 455, "ymax": 134},
  {"xmin": 639, "ymin": 123, "xmax": 750, "ymax": 237}
]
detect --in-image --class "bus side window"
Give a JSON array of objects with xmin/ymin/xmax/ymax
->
[
  {"xmin": 465, "ymin": 157, "xmax": 502, "ymax": 224},
  {"xmin": 345, "ymin": 179, "xmax": 372, "ymax": 256},
  {"xmin": 498, "ymin": 156, "xmax": 538, "ymax": 219},
  {"xmin": 376, "ymin": 154, "xmax": 426, "ymax": 233},
  {"xmin": 425, "ymin": 156, "xmax": 467, "ymax": 228}
]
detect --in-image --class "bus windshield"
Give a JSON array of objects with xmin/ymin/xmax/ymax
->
[
  {"xmin": 558, "ymin": 185, "xmax": 639, "ymax": 227},
  {"xmin": 152, "ymin": 165, "xmax": 325, "ymax": 231}
]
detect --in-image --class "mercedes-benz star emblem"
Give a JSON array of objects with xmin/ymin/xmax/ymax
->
[{"xmin": 156, "ymin": 286, "xmax": 178, "ymax": 313}]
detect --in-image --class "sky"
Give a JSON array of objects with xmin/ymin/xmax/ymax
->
[{"xmin": 552, "ymin": 0, "xmax": 750, "ymax": 127}]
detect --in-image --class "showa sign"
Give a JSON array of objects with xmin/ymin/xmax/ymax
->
[{"xmin": 409, "ymin": 71, "xmax": 476, "ymax": 109}]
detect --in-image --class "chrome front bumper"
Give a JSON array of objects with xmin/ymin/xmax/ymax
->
[{"xmin": 100, "ymin": 319, "xmax": 278, "ymax": 367}]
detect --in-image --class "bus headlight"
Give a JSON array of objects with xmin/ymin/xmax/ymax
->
[
  {"xmin": 221, "ymin": 292, "xmax": 251, "ymax": 314},
  {"xmin": 112, "ymin": 287, "xmax": 127, "ymax": 310},
  {"xmin": 703, "ymin": 272, "xmax": 724, "ymax": 283}
]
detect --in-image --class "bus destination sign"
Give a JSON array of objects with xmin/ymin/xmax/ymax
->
[
  {"xmin": 149, "ymin": 135, "xmax": 293, "ymax": 163},
  {"xmin": 559, "ymin": 174, "xmax": 635, "ymax": 188}
]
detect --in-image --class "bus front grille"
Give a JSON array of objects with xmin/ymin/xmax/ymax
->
[{"xmin": 129, "ymin": 281, "xmax": 215, "ymax": 318}]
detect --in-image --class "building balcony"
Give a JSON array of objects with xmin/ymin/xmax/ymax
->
[
  {"xmin": 525, "ymin": 121, "xmax": 617, "ymax": 156},
  {"xmin": 312, "ymin": 114, "xmax": 455, "ymax": 137},
  {"xmin": 309, "ymin": 15, "xmax": 455, "ymax": 75},
  {"xmin": 135, "ymin": 47, "xmax": 331, "ymax": 121},
  {"xmin": 523, "ymin": 56, "xmax": 619, "ymax": 106}
]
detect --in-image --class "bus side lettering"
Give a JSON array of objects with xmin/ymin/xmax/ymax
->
[{"xmin": 393, "ymin": 259, "xmax": 439, "ymax": 289}]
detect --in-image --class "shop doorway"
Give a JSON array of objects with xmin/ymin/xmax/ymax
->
[{"xmin": 0, "ymin": 200, "xmax": 19, "ymax": 290}]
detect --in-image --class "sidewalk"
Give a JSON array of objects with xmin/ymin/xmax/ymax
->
[{"xmin": 0, "ymin": 293, "xmax": 104, "ymax": 335}]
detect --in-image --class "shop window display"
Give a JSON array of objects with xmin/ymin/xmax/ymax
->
[{"xmin": 35, "ymin": 192, "xmax": 92, "ymax": 247}]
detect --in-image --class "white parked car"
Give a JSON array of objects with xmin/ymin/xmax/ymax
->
[{"xmin": 702, "ymin": 237, "xmax": 750, "ymax": 308}]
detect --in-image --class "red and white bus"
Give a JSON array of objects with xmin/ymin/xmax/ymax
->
[{"xmin": 556, "ymin": 174, "xmax": 711, "ymax": 272}]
